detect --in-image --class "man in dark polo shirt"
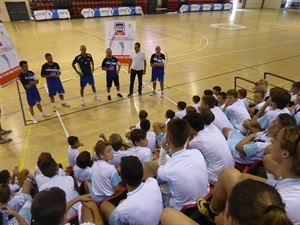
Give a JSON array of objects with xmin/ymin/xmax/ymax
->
[
  {"xmin": 72, "ymin": 45, "xmax": 99, "ymax": 106},
  {"xmin": 101, "ymin": 48, "xmax": 123, "ymax": 101}
]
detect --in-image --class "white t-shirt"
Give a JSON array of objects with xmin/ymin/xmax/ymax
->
[
  {"xmin": 108, "ymin": 150, "xmax": 135, "ymax": 167},
  {"xmin": 189, "ymin": 124, "xmax": 234, "ymax": 185},
  {"xmin": 136, "ymin": 121, "xmax": 141, "ymax": 129},
  {"xmin": 90, "ymin": 160, "xmax": 121, "ymax": 197},
  {"xmin": 34, "ymin": 166, "xmax": 66, "ymax": 189},
  {"xmin": 239, "ymin": 98, "xmax": 249, "ymax": 109},
  {"xmin": 108, "ymin": 178, "xmax": 163, "ymax": 225},
  {"xmin": 147, "ymin": 131, "xmax": 156, "ymax": 152},
  {"xmin": 292, "ymin": 104, "xmax": 300, "ymax": 124},
  {"xmin": 267, "ymin": 178, "xmax": 300, "ymax": 225},
  {"xmin": 130, "ymin": 51, "xmax": 146, "ymax": 71},
  {"xmin": 291, "ymin": 93, "xmax": 297, "ymax": 103},
  {"xmin": 39, "ymin": 175, "xmax": 80, "ymax": 219},
  {"xmin": 224, "ymin": 100, "xmax": 251, "ymax": 132},
  {"xmin": 128, "ymin": 146, "xmax": 153, "ymax": 163},
  {"xmin": 257, "ymin": 108, "xmax": 290, "ymax": 129},
  {"xmin": 68, "ymin": 147, "xmax": 80, "ymax": 167},
  {"xmin": 157, "ymin": 149, "xmax": 210, "ymax": 210},
  {"xmin": 211, "ymin": 106, "xmax": 234, "ymax": 131},
  {"xmin": 73, "ymin": 166, "xmax": 91, "ymax": 184},
  {"xmin": 174, "ymin": 110, "xmax": 186, "ymax": 119},
  {"xmin": 193, "ymin": 103, "xmax": 200, "ymax": 113}
]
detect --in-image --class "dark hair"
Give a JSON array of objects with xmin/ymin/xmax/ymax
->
[
  {"xmin": 202, "ymin": 95, "xmax": 217, "ymax": 108},
  {"xmin": 37, "ymin": 152, "xmax": 52, "ymax": 167},
  {"xmin": 130, "ymin": 129, "xmax": 147, "ymax": 146},
  {"xmin": 31, "ymin": 187, "xmax": 66, "ymax": 225},
  {"xmin": 135, "ymin": 42, "xmax": 141, "ymax": 48},
  {"xmin": 140, "ymin": 119, "xmax": 151, "ymax": 132},
  {"xmin": 226, "ymin": 89, "xmax": 238, "ymax": 98},
  {"xmin": 238, "ymin": 88, "xmax": 247, "ymax": 98},
  {"xmin": 0, "ymin": 170, "xmax": 10, "ymax": 184},
  {"xmin": 138, "ymin": 110, "xmax": 148, "ymax": 120},
  {"xmin": 186, "ymin": 106, "xmax": 197, "ymax": 115},
  {"xmin": 120, "ymin": 156, "xmax": 143, "ymax": 187},
  {"xmin": 183, "ymin": 113, "xmax": 204, "ymax": 132},
  {"xmin": 292, "ymin": 81, "xmax": 300, "ymax": 91},
  {"xmin": 277, "ymin": 113, "xmax": 296, "ymax": 128},
  {"xmin": 165, "ymin": 110, "xmax": 175, "ymax": 119},
  {"xmin": 192, "ymin": 95, "xmax": 201, "ymax": 103},
  {"xmin": 94, "ymin": 140, "xmax": 111, "ymax": 158},
  {"xmin": 0, "ymin": 183, "xmax": 11, "ymax": 204},
  {"xmin": 204, "ymin": 89, "xmax": 213, "ymax": 96},
  {"xmin": 76, "ymin": 151, "xmax": 91, "ymax": 169},
  {"xmin": 45, "ymin": 53, "xmax": 51, "ymax": 58},
  {"xmin": 254, "ymin": 90, "xmax": 265, "ymax": 98},
  {"xmin": 167, "ymin": 119, "xmax": 190, "ymax": 147},
  {"xmin": 213, "ymin": 86, "xmax": 221, "ymax": 93},
  {"xmin": 67, "ymin": 136, "xmax": 78, "ymax": 146},
  {"xmin": 201, "ymin": 108, "xmax": 215, "ymax": 125},
  {"xmin": 227, "ymin": 179, "xmax": 292, "ymax": 225},
  {"xmin": 19, "ymin": 60, "xmax": 27, "ymax": 67},
  {"xmin": 177, "ymin": 101, "xmax": 187, "ymax": 110},
  {"xmin": 218, "ymin": 92, "xmax": 227, "ymax": 100},
  {"xmin": 109, "ymin": 133, "xmax": 123, "ymax": 151},
  {"xmin": 269, "ymin": 87, "xmax": 291, "ymax": 109},
  {"xmin": 39, "ymin": 157, "xmax": 57, "ymax": 178}
]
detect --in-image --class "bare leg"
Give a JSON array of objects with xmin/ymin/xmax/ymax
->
[
  {"xmin": 116, "ymin": 86, "xmax": 120, "ymax": 91},
  {"xmin": 84, "ymin": 180, "xmax": 90, "ymax": 194},
  {"xmin": 91, "ymin": 84, "xmax": 96, "ymax": 93},
  {"xmin": 222, "ymin": 128, "xmax": 233, "ymax": 139},
  {"xmin": 58, "ymin": 94, "xmax": 64, "ymax": 100},
  {"xmin": 160, "ymin": 82, "xmax": 164, "ymax": 92},
  {"xmin": 36, "ymin": 103, "xmax": 43, "ymax": 112},
  {"xmin": 153, "ymin": 122, "xmax": 166, "ymax": 136},
  {"xmin": 263, "ymin": 154, "xmax": 281, "ymax": 179},
  {"xmin": 29, "ymin": 106, "xmax": 34, "ymax": 116},
  {"xmin": 80, "ymin": 87, "xmax": 84, "ymax": 97},
  {"xmin": 99, "ymin": 201, "xmax": 116, "ymax": 222},
  {"xmin": 107, "ymin": 87, "xmax": 110, "ymax": 94},
  {"xmin": 143, "ymin": 160, "xmax": 159, "ymax": 179},
  {"xmin": 50, "ymin": 96, "xmax": 55, "ymax": 103},
  {"xmin": 19, "ymin": 169, "xmax": 29, "ymax": 187},
  {"xmin": 161, "ymin": 208, "xmax": 198, "ymax": 225},
  {"xmin": 152, "ymin": 82, "xmax": 157, "ymax": 91},
  {"xmin": 21, "ymin": 180, "xmax": 32, "ymax": 195},
  {"xmin": 82, "ymin": 201, "xmax": 104, "ymax": 225}
]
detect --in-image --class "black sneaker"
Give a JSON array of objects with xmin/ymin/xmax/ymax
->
[
  {"xmin": 117, "ymin": 93, "xmax": 123, "ymax": 98},
  {"xmin": 127, "ymin": 93, "xmax": 133, "ymax": 97},
  {"xmin": 108, "ymin": 95, "xmax": 112, "ymax": 101}
]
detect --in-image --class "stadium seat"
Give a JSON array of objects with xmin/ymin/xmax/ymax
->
[
  {"xmin": 97, "ymin": 187, "xmax": 127, "ymax": 206},
  {"xmin": 235, "ymin": 160, "xmax": 262, "ymax": 174}
]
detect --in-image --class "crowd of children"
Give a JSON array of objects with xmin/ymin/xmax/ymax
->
[{"xmin": 1, "ymin": 79, "xmax": 300, "ymax": 225}]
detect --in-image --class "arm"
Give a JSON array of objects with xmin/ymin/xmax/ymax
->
[
  {"xmin": 66, "ymin": 194, "xmax": 93, "ymax": 211},
  {"xmin": 91, "ymin": 57, "xmax": 94, "ymax": 74},
  {"xmin": 143, "ymin": 60, "xmax": 146, "ymax": 74},
  {"xmin": 117, "ymin": 62, "xmax": 121, "ymax": 74},
  {"xmin": 82, "ymin": 201, "xmax": 105, "ymax": 225},
  {"xmin": 251, "ymin": 100, "xmax": 270, "ymax": 122},
  {"xmin": 235, "ymin": 133, "xmax": 257, "ymax": 153},
  {"xmin": 99, "ymin": 133, "xmax": 108, "ymax": 141},
  {"xmin": 72, "ymin": 58, "xmax": 82, "ymax": 76},
  {"xmin": 4, "ymin": 207, "xmax": 28, "ymax": 225},
  {"xmin": 127, "ymin": 58, "xmax": 132, "ymax": 73}
]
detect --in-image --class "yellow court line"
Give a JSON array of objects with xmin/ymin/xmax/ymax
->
[{"xmin": 20, "ymin": 122, "xmax": 32, "ymax": 169}]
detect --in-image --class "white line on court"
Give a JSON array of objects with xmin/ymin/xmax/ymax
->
[
  {"xmin": 50, "ymin": 22, "xmax": 61, "ymax": 30},
  {"xmin": 14, "ymin": 24, "xmax": 20, "ymax": 33},
  {"xmin": 43, "ymin": 83, "xmax": 69, "ymax": 137}
]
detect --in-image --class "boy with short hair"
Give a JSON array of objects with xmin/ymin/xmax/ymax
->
[
  {"xmin": 174, "ymin": 101, "xmax": 187, "ymax": 119},
  {"xmin": 192, "ymin": 95, "xmax": 201, "ymax": 113},
  {"xmin": 19, "ymin": 60, "xmax": 50, "ymax": 124},
  {"xmin": 290, "ymin": 81, "xmax": 300, "ymax": 106},
  {"xmin": 204, "ymin": 89, "xmax": 213, "ymax": 96},
  {"xmin": 100, "ymin": 156, "xmax": 163, "ymax": 225},
  {"xmin": 217, "ymin": 92, "xmax": 226, "ymax": 109},
  {"xmin": 67, "ymin": 136, "xmax": 83, "ymax": 168},
  {"xmin": 140, "ymin": 119, "xmax": 156, "ymax": 152},
  {"xmin": 212, "ymin": 86, "xmax": 221, "ymax": 96},
  {"xmin": 257, "ymin": 79, "xmax": 269, "ymax": 100},
  {"xmin": 128, "ymin": 129, "xmax": 153, "ymax": 162},
  {"xmin": 291, "ymin": 90, "xmax": 300, "ymax": 124},
  {"xmin": 129, "ymin": 109, "xmax": 148, "ymax": 130},
  {"xmin": 249, "ymin": 90, "xmax": 265, "ymax": 117},
  {"xmin": 86, "ymin": 141, "xmax": 121, "ymax": 202},
  {"xmin": 237, "ymin": 88, "xmax": 249, "ymax": 109},
  {"xmin": 73, "ymin": 151, "xmax": 92, "ymax": 186}
]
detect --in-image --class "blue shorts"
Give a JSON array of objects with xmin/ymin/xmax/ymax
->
[
  {"xmin": 151, "ymin": 72, "xmax": 164, "ymax": 83},
  {"xmin": 227, "ymin": 129, "xmax": 245, "ymax": 152},
  {"xmin": 80, "ymin": 75, "xmax": 95, "ymax": 88},
  {"xmin": 88, "ymin": 183, "xmax": 107, "ymax": 202},
  {"xmin": 47, "ymin": 79, "xmax": 65, "ymax": 97},
  {"xmin": 26, "ymin": 87, "xmax": 41, "ymax": 107}
]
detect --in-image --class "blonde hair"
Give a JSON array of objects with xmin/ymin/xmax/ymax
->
[
  {"xmin": 109, "ymin": 133, "xmax": 123, "ymax": 151},
  {"xmin": 257, "ymin": 79, "xmax": 268, "ymax": 86}
]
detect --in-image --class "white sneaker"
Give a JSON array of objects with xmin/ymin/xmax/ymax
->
[
  {"xmin": 95, "ymin": 95, "xmax": 100, "ymax": 101},
  {"xmin": 41, "ymin": 113, "xmax": 50, "ymax": 117},
  {"xmin": 150, "ymin": 91, "xmax": 156, "ymax": 96},
  {"xmin": 32, "ymin": 117, "xmax": 38, "ymax": 124},
  {"xmin": 81, "ymin": 99, "xmax": 85, "ymax": 106},
  {"xmin": 161, "ymin": 92, "xmax": 164, "ymax": 98}
]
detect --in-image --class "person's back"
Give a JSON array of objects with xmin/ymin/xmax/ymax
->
[
  {"xmin": 108, "ymin": 150, "xmax": 133, "ymax": 167},
  {"xmin": 211, "ymin": 106, "xmax": 233, "ymax": 131},
  {"xmin": 73, "ymin": 151, "xmax": 91, "ymax": 185}
]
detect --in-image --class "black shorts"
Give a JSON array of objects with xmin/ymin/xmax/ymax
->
[{"xmin": 106, "ymin": 76, "xmax": 120, "ymax": 88}]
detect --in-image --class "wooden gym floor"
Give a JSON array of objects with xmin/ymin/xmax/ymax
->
[{"xmin": 0, "ymin": 8, "xmax": 299, "ymax": 171}]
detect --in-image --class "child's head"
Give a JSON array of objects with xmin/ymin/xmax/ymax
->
[
  {"xmin": 165, "ymin": 109, "xmax": 175, "ymax": 119},
  {"xmin": 212, "ymin": 86, "xmax": 221, "ymax": 95},
  {"xmin": 130, "ymin": 129, "xmax": 148, "ymax": 147},
  {"xmin": 140, "ymin": 119, "xmax": 151, "ymax": 132},
  {"xmin": 183, "ymin": 113, "xmax": 204, "ymax": 135},
  {"xmin": 67, "ymin": 136, "xmax": 80, "ymax": 148},
  {"xmin": 201, "ymin": 108, "xmax": 215, "ymax": 125},
  {"xmin": 31, "ymin": 187, "xmax": 67, "ymax": 225},
  {"xmin": 94, "ymin": 140, "xmax": 113, "ymax": 161},
  {"xmin": 167, "ymin": 119, "xmax": 190, "ymax": 149},
  {"xmin": 291, "ymin": 81, "xmax": 300, "ymax": 94},
  {"xmin": 267, "ymin": 114, "xmax": 296, "ymax": 138},
  {"xmin": 269, "ymin": 87, "xmax": 291, "ymax": 109},
  {"xmin": 226, "ymin": 89, "xmax": 238, "ymax": 105},
  {"xmin": 0, "ymin": 170, "xmax": 10, "ymax": 184},
  {"xmin": 217, "ymin": 92, "xmax": 226, "ymax": 105},
  {"xmin": 138, "ymin": 110, "xmax": 148, "ymax": 120},
  {"xmin": 203, "ymin": 89, "xmax": 213, "ymax": 96},
  {"xmin": 192, "ymin": 95, "xmax": 201, "ymax": 104},
  {"xmin": 109, "ymin": 133, "xmax": 123, "ymax": 151},
  {"xmin": 186, "ymin": 106, "xmax": 197, "ymax": 115},
  {"xmin": 201, "ymin": 95, "xmax": 217, "ymax": 109},
  {"xmin": 39, "ymin": 157, "xmax": 58, "ymax": 178},
  {"xmin": 76, "ymin": 151, "xmax": 91, "ymax": 169},
  {"xmin": 237, "ymin": 88, "xmax": 247, "ymax": 99},
  {"xmin": 120, "ymin": 156, "xmax": 143, "ymax": 187},
  {"xmin": 37, "ymin": 152, "xmax": 52, "ymax": 167},
  {"xmin": 253, "ymin": 82, "xmax": 259, "ymax": 92},
  {"xmin": 0, "ymin": 183, "xmax": 11, "ymax": 204},
  {"xmin": 257, "ymin": 79, "xmax": 268, "ymax": 92},
  {"xmin": 253, "ymin": 91, "xmax": 265, "ymax": 104},
  {"xmin": 177, "ymin": 101, "xmax": 187, "ymax": 111}
]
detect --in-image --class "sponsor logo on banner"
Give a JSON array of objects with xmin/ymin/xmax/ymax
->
[
  {"xmin": 213, "ymin": 4, "xmax": 222, "ymax": 10},
  {"xmin": 100, "ymin": 8, "xmax": 114, "ymax": 16},
  {"xmin": 45, "ymin": 10, "xmax": 53, "ymax": 19},
  {"xmin": 224, "ymin": 3, "xmax": 232, "ymax": 9},
  {"xmin": 135, "ymin": 6, "xmax": 143, "ymax": 14},
  {"xmin": 34, "ymin": 10, "xmax": 46, "ymax": 20},
  {"xmin": 118, "ymin": 7, "xmax": 131, "ymax": 15},
  {"xmin": 203, "ymin": 4, "xmax": 211, "ymax": 10},
  {"xmin": 57, "ymin": 9, "xmax": 70, "ymax": 19},
  {"xmin": 81, "ymin": 8, "xmax": 95, "ymax": 18},
  {"xmin": 179, "ymin": 5, "xmax": 188, "ymax": 13},
  {"xmin": 114, "ymin": 22, "xmax": 125, "ymax": 35},
  {"xmin": 191, "ymin": 4, "xmax": 200, "ymax": 11}
]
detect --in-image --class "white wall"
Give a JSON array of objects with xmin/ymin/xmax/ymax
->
[
  {"xmin": 0, "ymin": 0, "xmax": 31, "ymax": 22},
  {"xmin": 245, "ymin": 0, "xmax": 263, "ymax": 8},
  {"xmin": 263, "ymin": 0, "xmax": 282, "ymax": 8}
]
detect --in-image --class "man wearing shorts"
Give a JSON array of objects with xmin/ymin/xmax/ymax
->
[
  {"xmin": 72, "ymin": 45, "xmax": 99, "ymax": 106},
  {"xmin": 101, "ymin": 48, "xmax": 123, "ymax": 101},
  {"xmin": 150, "ymin": 46, "xmax": 166, "ymax": 98},
  {"xmin": 19, "ymin": 61, "xmax": 50, "ymax": 124},
  {"xmin": 41, "ymin": 53, "xmax": 70, "ymax": 112}
]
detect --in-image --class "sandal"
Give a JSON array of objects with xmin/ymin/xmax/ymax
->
[
  {"xmin": 0, "ymin": 129, "xmax": 12, "ymax": 135},
  {"xmin": 0, "ymin": 138, "xmax": 12, "ymax": 144}
]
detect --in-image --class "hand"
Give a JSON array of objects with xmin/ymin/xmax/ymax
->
[
  {"xmin": 76, "ymin": 71, "xmax": 82, "ymax": 76},
  {"xmin": 12, "ymin": 166, "xmax": 19, "ymax": 176},
  {"xmin": 143, "ymin": 70, "xmax": 146, "ymax": 75},
  {"xmin": 99, "ymin": 133, "xmax": 105, "ymax": 139},
  {"xmin": 117, "ymin": 70, "xmax": 120, "ymax": 75},
  {"xmin": 109, "ymin": 67, "xmax": 114, "ymax": 71},
  {"xmin": 266, "ymin": 98, "xmax": 271, "ymax": 106},
  {"xmin": 80, "ymin": 143, "xmax": 84, "ymax": 147},
  {"xmin": 128, "ymin": 69, "xmax": 131, "ymax": 74},
  {"xmin": 82, "ymin": 201, "xmax": 97, "ymax": 209},
  {"xmin": 161, "ymin": 140, "xmax": 170, "ymax": 150},
  {"xmin": 78, "ymin": 194, "xmax": 93, "ymax": 202},
  {"xmin": 2, "ymin": 206, "xmax": 18, "ymax": 217}
]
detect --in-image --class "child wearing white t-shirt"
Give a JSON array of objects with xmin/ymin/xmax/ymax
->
[
  {"xmin": 129, "ymin": 110, "xmax": 148, "ymax": 130},
  {"xmin": 67, "ymin": 136, "xmax": 83, "ymax": 168},
  {"xmin": 140, "ymin": 119, "xmax": 156, "ymax": 152},
  {"xmin": 174, "ymin": 101, "xmax": 187, "ymax": 119},
  {"xmin": 73, "ymin": 151, "xmax": 91, "ymax": 186},
  {"xmin": 192, "ymin": 95, "xmax": 201, "ymax": 113}
]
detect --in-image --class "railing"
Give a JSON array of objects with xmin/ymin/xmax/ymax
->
[
  {"xmin": 234, "ymin": 76, "xmax": 256, "ymax": 100},
  {"xmin": 264, "ymin": 72, "xmax": 295, "ymax": 88}
]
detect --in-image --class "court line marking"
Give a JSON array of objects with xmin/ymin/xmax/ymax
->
[
  {"xmin": 14, "ymin": 24, "xmax": 20, "ymax": 33},
  {"xmin": 50, "ymin": 22, "xmax": 61, "ymax": 30}
]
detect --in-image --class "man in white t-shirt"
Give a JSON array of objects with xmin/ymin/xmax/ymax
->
[
  {"xmin": 127, "ymin": 42, "xmax": 146, "ymax": 97},
  {"xmin": 157, "ymin": 118, "xmax": 210, "ymax": 210},
  {"xmin": 100, "ymin": 156, "xmax": 163, "ymax": 225}
]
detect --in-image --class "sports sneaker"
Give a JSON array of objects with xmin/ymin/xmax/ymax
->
[
  {"xmin": 197, "ymin": 198, "xmax": 215, "ymax": 222},
  {"xmin": 108, "ymin": 95, "xmax": 112, "ymax": 101},
  {"xmin": 32, "ymin": 117, "xmax": 38, "ymax": 124},
  {"xmin": 52, "ymin": 106, "xmax": 57, "ymax": 112},
  {"xmin": 61, "ymin": 103, "xmax": 70, "ymax": 107},
  {"xmin": 150, "ymin": 91, "xmax": 156, "ymax": 96},
  {"xmin": 95, "ymin": 95, "xmax": 100, "ymax": 101},
  {"xmin": 81, "ymin": 99, "xmax": 85, "ymax": 106},
  {"xmin": 41, "ymin": 113, "xmax": 50, "ymax": 117},
  {"xmin": 117, "ymin": 93, "xmax": 123, "ymax": 98},
  {"xmin": 127, "ymin": 93, "xmax": 133, "ymax": 98},
  {"xmin": 161, "ymin": 92, "xmax": 164, "ymax": 98}
]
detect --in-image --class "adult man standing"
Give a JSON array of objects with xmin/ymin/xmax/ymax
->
[
  {"xmin": 101, "ymin": 48, "xmax": 123, "ymax": 101},
  {"xmin": 127, "ymin": 42, "xmax": 146, "ymax": 97},
  {"xmin": 150, "ymin": 46, "xmax": 166, "ymax": 98},
  {"xmin": 41, "ymin": 53, "xmax": 70, "ymax": 112},
  {"xmin": 72, "ymin": 45, "xmax": 99, "ymax": 106}
]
